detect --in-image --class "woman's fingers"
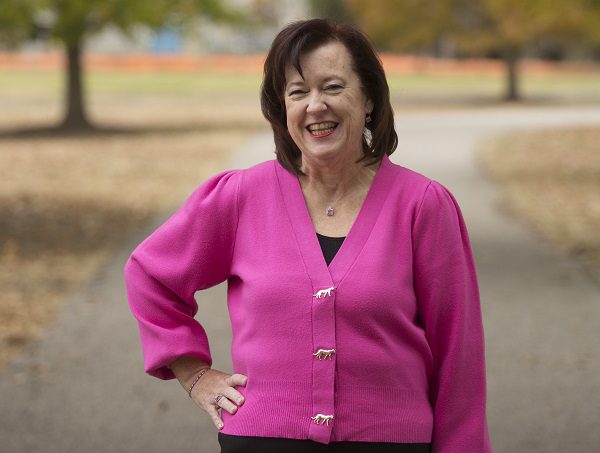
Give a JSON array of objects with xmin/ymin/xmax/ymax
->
[
  {"xmin": 226, "ymin": 373, "xmax": 248, "ymax": 387},
  {"xmin": 206, "ymin": 404, "xmax": 224, "ymax": 430},
  {"xmin": 221, "ymin": 386, "xmax": 245, "ymax": 407},
  {"xmin": 215, "ymin": 395, "xmax": 239, "ymax": 414},
  {"xmin": 189, "ymin": 369, "xmax": 249, "ymax": 429}
]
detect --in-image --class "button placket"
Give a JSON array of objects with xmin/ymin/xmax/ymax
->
[{"xmin": 309, "ymin": 283, "xmax": 337, "ymax": 443}]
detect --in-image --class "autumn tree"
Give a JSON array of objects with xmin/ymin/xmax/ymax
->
[
  {"xmin": 451, "ymin": 0, "xmax": 595, "ymax": 100},
  {"xmin": 345, "ymin": 0, "xmax": 599, "ymax": 101},
  {"xmin": 309, "ymin": 0, "xmax": 354, "ymax": 22},
  {"xmin": 0, "ymin": 0, "xmax": 242, "ymax": 131},
  {"xmin": 344, "ymin": 0, "xmax": 453, "ymax": 54}
]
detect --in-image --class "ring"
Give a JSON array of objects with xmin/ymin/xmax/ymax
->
[{"xmin": 213, "ymin": 394, "xmax": 224, "ymax": 406}]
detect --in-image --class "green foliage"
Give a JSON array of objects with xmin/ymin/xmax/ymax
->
[
  {"xmin": 581, "ymin": 0, "xmax": 600, "ymax": 46},
  {"xmin": 0, "ymin": 1, "xmax": 36, "ymax": 48},
  {"xmin": 0, "ymin": 0, "xmax": 243, "ymax": 47}
]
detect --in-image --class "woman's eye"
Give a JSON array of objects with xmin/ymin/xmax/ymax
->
[
  {"xmin": 325, "ymin": 85, "xmax": 343, "ymax": 91},
  {"xmin": 289, "ymin": 90, "xmax": 306, "ymax": 97}
]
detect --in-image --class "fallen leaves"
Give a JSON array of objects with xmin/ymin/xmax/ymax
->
[
  {"xmin": 478, "ymin": 126, "xmax": 600, "ymax": 282},
  {"xmin": 0, "ymin": 127, "xmax": 255, "ymax": 371}
]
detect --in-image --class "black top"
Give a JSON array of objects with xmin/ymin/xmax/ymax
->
[
  {"xmin": 218, "ymin": 432, "xmax": 431, "ymax": 452},
  {"xmin": 316, "ymin": 232, "xmax": 346, "ymax": 266}
]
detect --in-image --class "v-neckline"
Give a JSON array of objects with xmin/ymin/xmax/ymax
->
[{"xmin": 275, "ymin": 153, "xmax": 394, "ymax": 290}]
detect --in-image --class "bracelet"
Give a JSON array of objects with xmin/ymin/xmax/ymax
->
[{"xmin": 187, "ymin": 367, "xmax": 210, "ymax": 398}]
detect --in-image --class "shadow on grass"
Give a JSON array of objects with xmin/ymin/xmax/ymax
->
[
  {"xmin": 0, "ymin": 120, "xmax": 266, "ymax": 140},
  {"xmin": 0, "ymin": 196, "xmax": 156, "ymax": 257}
]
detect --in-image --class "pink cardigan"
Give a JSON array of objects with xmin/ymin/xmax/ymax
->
[{"xmin": 124, "ymin": 153, "xmax": 492, "ymax": 451}]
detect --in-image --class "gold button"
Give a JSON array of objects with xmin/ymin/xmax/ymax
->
[
  {"xmin": 313, "ymin": 286, "xmax": 335, "ymax": 299},
  {"xmin": 313, "ymin": 348, "xmax": 335, "ymax": 360},
  {"xmin": 311, "ymin": 414, "xmax": 334, "ymax": 425}
]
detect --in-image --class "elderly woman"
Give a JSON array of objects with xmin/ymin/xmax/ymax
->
[{"xmin": 124, "ymin": 19, "xmax": 492, "ymax": 453}]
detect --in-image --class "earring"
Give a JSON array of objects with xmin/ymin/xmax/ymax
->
[{"xmin": 365, "ymin": 114, "xmax": 372, "ymax": 124}]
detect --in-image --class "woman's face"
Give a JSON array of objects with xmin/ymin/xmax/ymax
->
[{"xmin": 284, "ymin": 41, "xmax": 373, "ymax": 165}]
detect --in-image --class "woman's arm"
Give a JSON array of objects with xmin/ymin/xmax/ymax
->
[
  {"xmin": 123, "ymin": 169, "xmax": 241, "ymax": 380},
  {"xmin": 123, "ymin": 169, "xmax": 247, "ymax": 430},
  {"xmin": 412, "ymin": 180, "xmax": 493, "ymax": 453}
]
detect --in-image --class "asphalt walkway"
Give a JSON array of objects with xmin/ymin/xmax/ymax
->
[{"xmin": 1, "ymin": 106, "xmax": 599, "ymax": 453}]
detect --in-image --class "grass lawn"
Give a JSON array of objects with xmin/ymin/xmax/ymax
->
[
  {"xmin": 387, "ymin": 72, "xmax": 600, "ymax": 101},
  {"xmin": 2, "ymin": 68, "xmax": 600, "ymax": 110}
]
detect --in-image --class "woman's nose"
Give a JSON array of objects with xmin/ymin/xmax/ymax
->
[{"xmin": 306, "ymin": 93, "xmax": 327, "ymax": 113}]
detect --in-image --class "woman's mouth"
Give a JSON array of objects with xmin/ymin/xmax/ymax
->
[{"xmin": 306, "ymin": 122, "xmax": 338, "ymax": 138}]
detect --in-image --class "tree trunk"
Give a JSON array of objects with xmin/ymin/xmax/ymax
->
[
  {"xmin": 503, "ymin": 47, "xmax": 521, "ymax": 102},
  {"xmin": 60, "ymin": 40, "xmax": 92, "ymax": 130}
]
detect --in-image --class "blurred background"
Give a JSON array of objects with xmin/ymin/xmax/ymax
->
[{"xmin": 0, "ymin": 0, "xmax": 599, "ymax": 452}]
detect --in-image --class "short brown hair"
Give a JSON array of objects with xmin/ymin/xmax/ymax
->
[{"xmin": 261, "ymin": 18, "xmax": 398, "ymax": 175}]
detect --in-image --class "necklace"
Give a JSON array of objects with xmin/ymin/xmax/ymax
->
[
  {"xmin": 325, "ymin": 188, "xmax": 352, "ymax": 216},
  {"xmin": 299, "ymin": 164, "xmax": 376, "ymax": 218},
  {"xmin": 299, "ymin": 176, "xmax": 348, "ymax": 218}
]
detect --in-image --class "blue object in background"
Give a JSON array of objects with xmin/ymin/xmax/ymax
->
[{"xmin": 150, "ymin": 28, "xmax": 182, "ymax": 53}]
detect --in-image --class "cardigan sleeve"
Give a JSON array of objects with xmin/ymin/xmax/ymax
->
[
  {"xmin": 412, "ymin": 180, "xmax": 492, "ymax": 453},
  {"xmin": 123, "ymin": 169, "xmax": 241, "ymax": 380}
]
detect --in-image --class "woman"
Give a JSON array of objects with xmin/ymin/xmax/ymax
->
[{"xmin": 124, "ymin": 19, "xmax": 492, "ymax": 453}]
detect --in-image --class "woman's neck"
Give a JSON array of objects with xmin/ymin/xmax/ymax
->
[{"xmin": 297, "ymin": 154, "xmax": 380, "ymax": 200}]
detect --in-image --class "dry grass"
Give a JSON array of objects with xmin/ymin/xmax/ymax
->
[
  {"xmin": 477, "ymin": 127, "xmax": 600, "ymax": 283},
  {"xmin": 0, "ymin": 103, "xmax": 265, "ymax": 370}
]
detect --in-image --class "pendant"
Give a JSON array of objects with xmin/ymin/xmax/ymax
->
[{"xmin": 326, "ymin": 206, "xmax": 334, "ymax": 216}]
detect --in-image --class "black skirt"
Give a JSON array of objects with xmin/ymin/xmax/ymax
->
[{"xmin": 218, "ymin": 433, "xmax": 431, "ymax": 453}]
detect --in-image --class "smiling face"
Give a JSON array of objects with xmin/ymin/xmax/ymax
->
[{"xmin": 284, "ymin": 41, "xmax": 373, "ymax": 166}]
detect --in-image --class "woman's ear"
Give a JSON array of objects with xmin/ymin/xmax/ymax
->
[{"xmin": 366, "ymin": 99, "xmax": 374, "ymax": 114}]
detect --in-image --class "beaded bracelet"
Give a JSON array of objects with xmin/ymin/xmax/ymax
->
[{"xmin": 187, "ymin": 367, "xmax": 210, "ymax": 398}]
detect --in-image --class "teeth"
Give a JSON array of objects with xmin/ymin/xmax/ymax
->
[
  {"xmin": 308, "ymin": 122, "xmax": 337, "ymax": 132},
  {"xmin": 307, "ymin": 122, "xmax": 337, "ymax": 136}
]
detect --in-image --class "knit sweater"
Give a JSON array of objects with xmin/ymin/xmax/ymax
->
[{"xmin": 123, "ymin": 153, "xmax": 492, "ymax": 451}]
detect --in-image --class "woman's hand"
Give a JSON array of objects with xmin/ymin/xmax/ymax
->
[
  {"xmin": 189, "ymin": 368, "xmax": 248, "ymax": 430},
  {"xmin": 170, "ymin": 356, "xmax": 248, "ymax": 430}
]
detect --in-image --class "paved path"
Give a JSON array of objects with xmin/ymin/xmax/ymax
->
[{"xmin": 1, "ymin": 106, "xmax": 599, "ymax": 453}]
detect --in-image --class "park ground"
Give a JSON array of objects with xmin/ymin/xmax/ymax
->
[
  {"xmin": 0, "ymin": 54, "xmax": 600, "ymax": 369},
  {"xmin": 0, "ymin": 53, "xmax": 599, "ymax": 375}
]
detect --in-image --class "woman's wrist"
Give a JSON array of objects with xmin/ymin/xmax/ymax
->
[
  {"xmin": 187, "ymin": 367, "xmax": 211, "ymax": 397},
  {"xmin": 170, "ymin": 356, "xmax": 211, "ymax": 392}
]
